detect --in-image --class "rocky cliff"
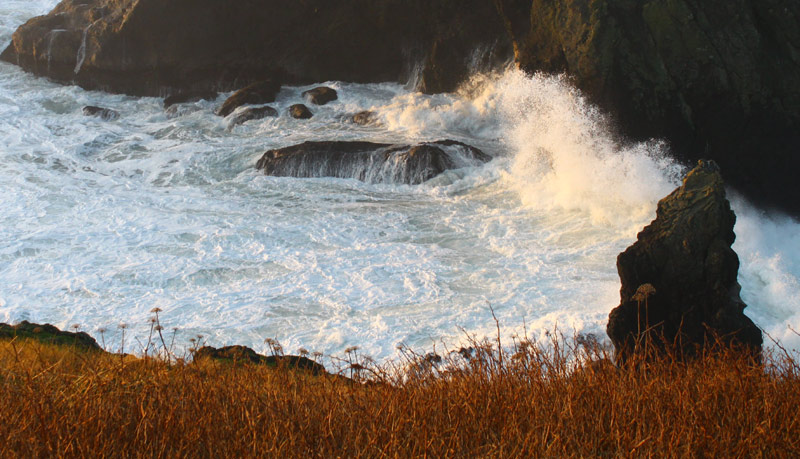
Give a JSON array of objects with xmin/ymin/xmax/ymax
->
[
  {"xmin": 494, "ymin": 0, "xmax": 800, "ymax": 216},
  {"xmin": 607, "ymin": 161, "xmax": 762, "ymax": 361},
  {"xmin": 0, "ymin": 0, "xmax": 512, "ymax": 96}
]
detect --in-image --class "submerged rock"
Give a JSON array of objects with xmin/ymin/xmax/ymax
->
[
  {"xmin": 289, "ymin": 104, "xmax": 313, "ymax": 119},
  {"xmin": 302, "ymin": 87, "xmax": 337, "ymax": 105},
  {"xmin": 0, "ymin": 321, "xmax": 101, "ymax": 350},
  {"xmin": 217, "ymin": 80, "xmax": 282, "ymax": 117},
  {"xmin": 194, "ymin": 345, "xmax": 326, "ymax": 373},
  {"xmin": 255, "ymin": 140, "xmax": 490, "ymax": 185},
  {"xmin": 82, "ymin": 105, "xmax": 118, "ymax": 121},
  {"xmin": 163, "ymin": 90, "xmax": 218, "ymax": 109},
  {"xmin": 350, "ymin": 110, "xmax": 378, "ymax": 126},
  {"xmin": 228, "ymin": 105, "xmax": 278, "ymax": 127},
  {"xmin": 607, "ymin": 161, "xmax": 762, "ymax": 362}
]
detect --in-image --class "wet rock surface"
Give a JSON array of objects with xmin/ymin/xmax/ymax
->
[
  {"xmin": 228, "ymin": 105, "xmax": 278, "ymax": 127},
  {"xmin": 0, "ymin": 0, "xmax": 511, "ymax": 96},
  {"xmin": 302, "ymin": 87, "xmax": 337, "ymax": 105},
  {"xmin": 255, "ymin": 140, "xmax": 491, "ymax": 185},
  {"xmin": 607, "ymin": 161, "xmax": 763, "ymax": 362},
  {"xmin": 289, "ymin": 104, "xmax": 313, "ymax": 119},
  {"xmin": 217, "ymin": 80, "xmax": 282, "ymax": 117},
  {"xmin": 350, "ymin": 110, "xmax": 379, "ymax": 126},
  {"xmin": 82, "ymin": 105, "xmax": 118, "ymax": 120}
]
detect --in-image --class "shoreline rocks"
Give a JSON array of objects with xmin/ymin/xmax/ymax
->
[
  {"xmin": 289, "ymin": 104, "xmax": 313, "ymax": 119},
  {"xmin": 82, "ymin": 105, "xmax": 118, "ymax": 120},
  {"xmin": 607, "ymin": 161, "xmax": 762, "ymax": 362},
  {"xmin": 0, "ymin": 322, "xmax": 329, "ymax": 374},
  {"xmin": 194, "ymin": 345, "xmax": 326, "ymax": 373},
  {"xmin": 255, "ymin": 140, "xmax": 491, "ymax": 185},
  {"xmin": 302, "ymin": 87, "xmax": 337, "ymax": 105},
  {"xmin": 0, "ymin": 0, "xmax": 511, "ymax": 97},
  {"xmin": 216, "ymin": 80, "xmax": 281, "ymax": 117},
  {"xmin": 350, "ymin": 110, "xmax": 378, "ymax": 126},
  {"xmin": 228, "ymin": 105, "xmax": 278, "ymax": 127},
  {"xmin": 0, "ymin": 321, "xmax": 102, "ymax": 350}
]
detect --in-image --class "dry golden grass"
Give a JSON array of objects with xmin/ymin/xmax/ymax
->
[{"xmin": 1, "ymin": 335, "xmax": 798, "ymax": 457}]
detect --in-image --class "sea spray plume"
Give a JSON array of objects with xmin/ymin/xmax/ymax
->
[{"xmin": 493, "ymin": 70, "xmax": 683, "ymax": 225}]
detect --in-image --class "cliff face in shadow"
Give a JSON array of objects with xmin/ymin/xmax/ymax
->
[
  {"xmin": 495, "ymin": 0, "xmax": 800, "ymax": 216},
  {"xmin": 0, "ymin": 0, "xmax": 512, "ymax": 96}
]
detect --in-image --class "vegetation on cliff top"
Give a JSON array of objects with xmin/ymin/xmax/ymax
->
[{"xmin": 1, "ymin": 327, "xmax": 798, "ymax": 456}]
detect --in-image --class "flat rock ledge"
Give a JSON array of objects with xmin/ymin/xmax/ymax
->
[{"xmin": 255, "ymin": 140, "xmax": 491, "ymax": 185}]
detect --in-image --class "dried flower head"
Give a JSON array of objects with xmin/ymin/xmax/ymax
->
[{"xmin": 632, "ymin": 283, "xmax": 657, "ymax": 302}]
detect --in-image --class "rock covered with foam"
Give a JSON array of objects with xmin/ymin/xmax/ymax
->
[
  {"xmin": 255, "ymin": 140, "xmax": 490, "ymax": 185},
  {"xmin": 607, "ymin": 160, "xmax": 762, "ymax": 361},
  {"xmin": 217, "ymin": 80, "xmax": 281, "ymax": 117}
]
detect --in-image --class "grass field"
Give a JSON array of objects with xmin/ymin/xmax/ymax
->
[{"xmin": 1, "ymin": 329, "xmax": 798, "ymax": 457}]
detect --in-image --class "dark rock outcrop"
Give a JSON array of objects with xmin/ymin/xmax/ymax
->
[
  {"xmin": 494, "ymin": 0, "xmax": 800, "ymax": 216},
  {"xmin": 289, "ymin": 104, "xmax": 313, "ymax": 119},
  {"xmin": 82, "ymin": 105, "xmax": 118, "ymax": 120},
  {"xmin": 255, "ymin": 140, "xmax": 491, "ymax": 185},
  {"xmin": 1, "ymin": 0, "xmax": 512, "ymax": 96},
  {"xmin": 228, "ymin": 105, "xmax": 278, "ymax": 127},
  {"xmin": 302, "ymin": 87, "xmax": 337, "ymax": 105},
  {"xmin": 0, "ymin": 321, "xmax": 102, "ymax": 350},
  {"xmin": 217, "ymin": 80, "xmax": 281, "ymax": 117},
  {"xmin": 607, "ymin": 161, "xmax": 762, "ymax": 362},
  {"xmin": 194, "ymin": 345, "xmax": 326, "ymax": 373}
]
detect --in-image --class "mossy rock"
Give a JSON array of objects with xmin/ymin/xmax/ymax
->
[
  {"xmin": 0, "ymin": 321, "xmax": 102, "ymax": 351},
  {"xmin": 194, "ymin": 345, "xmax": 326, "ymax": 374}
]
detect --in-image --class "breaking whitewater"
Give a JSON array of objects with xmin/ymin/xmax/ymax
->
[{"xmin": 1, "ymin": 0, "xmax": 799, "ymax": 360}]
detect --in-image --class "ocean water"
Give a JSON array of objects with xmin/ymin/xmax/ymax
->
[{"xmin": 1, "ymin": 0, "xmax": 799, "ymax": 360}]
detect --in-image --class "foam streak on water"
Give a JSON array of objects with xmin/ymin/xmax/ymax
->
[{"xmin": 1, "ymin": 1, "xmax": 799, "ymax": 358}]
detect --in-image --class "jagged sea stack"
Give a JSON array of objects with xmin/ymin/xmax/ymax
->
[{"xmin": 607, "ymin": 161, "xmax": 762, "ymax": 361}]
